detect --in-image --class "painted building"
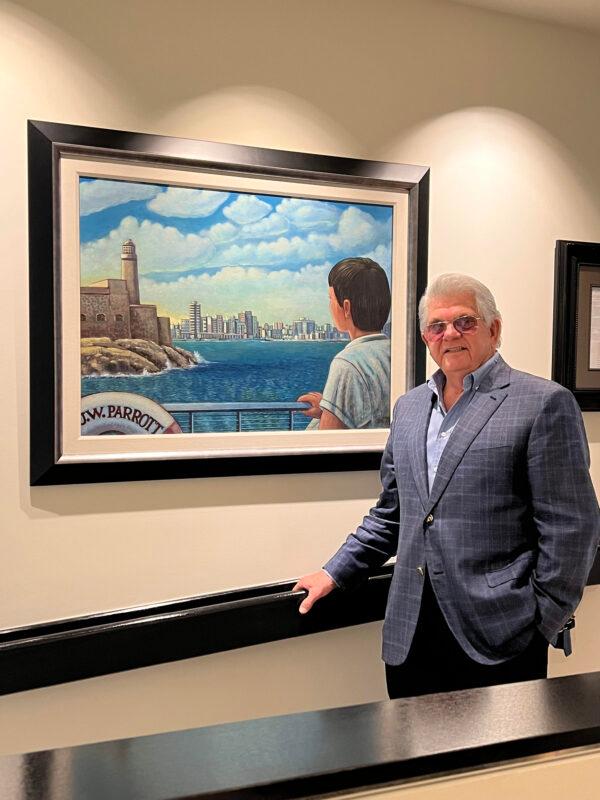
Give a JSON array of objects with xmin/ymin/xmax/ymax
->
[{"xmin": 80, "ymin": 240, "xmax": 172, "ymax": 346}]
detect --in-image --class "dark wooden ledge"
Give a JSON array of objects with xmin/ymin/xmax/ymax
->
[
  {"xmin": 0, "ymin": 567, "xmax": 392, "ymax": 696},
  {"xmin": 0, "ymin": 551, "xmax": 598, "ymax": 696},
  {"xmin": 1, "ymin": 673, "xmax": 599, "ymax": 799}
]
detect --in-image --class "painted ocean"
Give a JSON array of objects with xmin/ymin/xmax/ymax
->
[{"xmin": 81, "ymin": 340, "xmax": 347, "ymax": 432}]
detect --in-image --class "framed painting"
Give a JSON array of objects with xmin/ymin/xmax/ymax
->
[
  {"xmin": 553, "ymin": 240, "xmax": 600, "ymax": 410},
  {"xmin": 28, "ymin": 120, "xmax": 429, "ymax": 485}
]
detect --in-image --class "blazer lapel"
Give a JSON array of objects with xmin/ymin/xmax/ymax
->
[
  {"xmin": 426, "ymin": 356, "xmax": 511, "ymax": 511},
  {"xmin": 408, "ymin": 391, "xmax": 435, "ymax": 511}
]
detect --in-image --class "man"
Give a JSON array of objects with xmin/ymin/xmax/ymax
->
[
  {"xmin": 298, "ymin": 257, "xmax": 391, "ymax": 429},
  {"xmin": 293, "ymin": 273, "xmax": 599, "ymax": 698}
]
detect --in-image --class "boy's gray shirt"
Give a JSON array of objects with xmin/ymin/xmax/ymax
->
[
  {"xmin": 319, "ymin": 334, "xmax": 390, "ymax": 429},
  {"xmin": 324, "ymin": 355, "xmax": 600, "ymax": 665}
]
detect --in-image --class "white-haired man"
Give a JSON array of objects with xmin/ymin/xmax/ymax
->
[{"xmin": 294, "ymin": 273, "xmax": 599, "ymax": 698}]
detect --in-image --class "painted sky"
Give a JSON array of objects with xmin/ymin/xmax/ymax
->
[{"xmin": 80, "ymin": 178, "xmax": 393, "ymax": 325}]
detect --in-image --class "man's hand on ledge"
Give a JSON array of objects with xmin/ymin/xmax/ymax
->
[{"xmin": 292, "ymin": 570, "xmax": 336, "ymax": 614}]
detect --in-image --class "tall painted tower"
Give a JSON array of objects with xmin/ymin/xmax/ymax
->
[
  {"xmin": 121, "ymin": 239, "xmax": 140, "ymax": 305},
  {"xmin": 189, "ymin": 300, "xmax": 202, "ymax": 339}
]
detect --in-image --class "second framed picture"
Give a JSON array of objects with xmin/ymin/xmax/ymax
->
[
  {"xmin": 29, "ymin": 121, "xmax": 429, "ymax": 484},
  {"xmin": 553, "ymin": 240, "xmax": 600, "ymax": 410}
]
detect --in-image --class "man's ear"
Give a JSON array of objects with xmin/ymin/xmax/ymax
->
[
  {"xmin": 343, "ymin": 298, "xmax": 352, "ymax": 319},
  {"xmin": 490, "ymin": 318, "xmax": 501, "ymax": 343}
]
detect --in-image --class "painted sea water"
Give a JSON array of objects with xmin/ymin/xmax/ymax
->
[{"xmin": 81, "ymin": 339, "xmax": 348, "ymax": 432}]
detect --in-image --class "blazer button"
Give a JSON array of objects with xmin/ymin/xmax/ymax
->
[
  {"xmin": 417, "ymin": 565, "xmax": 425, "ymax": 577},
  {"xmin": 425, "ymin": 514, "xmax": 434, "ymax": 525}
]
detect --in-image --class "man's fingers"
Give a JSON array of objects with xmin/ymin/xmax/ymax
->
[
  {"xmin": 293, "ymin": 583, "xmax": 318, "ymax": 614},
  {"xmin": 292, "ymin": 580, "xmax": 312, "ymax": 613},
  {"xmin": 299, "ymin": 594, "xmax": 314, "ymax": 614}
]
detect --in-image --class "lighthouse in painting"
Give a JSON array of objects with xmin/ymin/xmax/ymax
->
[
  {"xmin": 80, "ymin": 239, "xmax": 171, "ymax": 346},
  {"xmin": 121, "ymin": 238, "xmax": 140, "ymax": 305}
]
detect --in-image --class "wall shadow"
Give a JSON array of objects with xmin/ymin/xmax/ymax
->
[{"xmin": 28, "ymin": 469, "xmax": 382, "ymax": 517}]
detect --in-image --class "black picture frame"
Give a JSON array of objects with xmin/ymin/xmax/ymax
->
[
  {"xmin": 553, "ymin": 240, "xmax": 600, "ymax": 410},
  {"xmin": 28, "ymin": 120, "xmax": 429, "ymax": 485}
]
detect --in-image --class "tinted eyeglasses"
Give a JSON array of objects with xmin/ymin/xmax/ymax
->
[{"xmin": 423, "ymin": 315, "xmax": 481, "ymax": 342}]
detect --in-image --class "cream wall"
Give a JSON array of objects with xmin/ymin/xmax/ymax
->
[{"xmin": 0, "ymin": 0, "xmax": 599, "ymax": 755}]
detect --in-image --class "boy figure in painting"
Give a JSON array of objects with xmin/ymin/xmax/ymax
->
[{"xmin": 298, "ymin": 257, "xmax": 391, "ymax": 429}]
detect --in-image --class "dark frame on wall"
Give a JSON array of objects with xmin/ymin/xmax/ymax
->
[
  {"xmin": 553, "ymin": 240, "xmax": 600, "ymax": 410},
  {"xmin": 28, "ymin": 120, "xmax": 429, "ymax": 485}
]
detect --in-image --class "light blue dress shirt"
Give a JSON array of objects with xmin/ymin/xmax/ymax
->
[{"xmin": 426, "ymin": 351, "xmax": 500, "ymax": 493}]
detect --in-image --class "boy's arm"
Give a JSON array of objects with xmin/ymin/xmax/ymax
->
[{"xmin": 318, "ymin": 410, "xmax": 347, "ymax": 429}]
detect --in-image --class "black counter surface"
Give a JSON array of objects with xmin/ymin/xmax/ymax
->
[{"xmin": 0, "ymin": 672, "xmax": 599, "ymax": 800}]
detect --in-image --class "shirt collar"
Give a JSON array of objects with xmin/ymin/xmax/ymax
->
[{"xmin": 427, "ymin": 350, "xmax": 500, "ymax": 399}]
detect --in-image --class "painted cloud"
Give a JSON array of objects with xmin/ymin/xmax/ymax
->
[
  {"xmin": 79, "ymin": 180, "xmax": 159, "ymax": 216},
  {"xmin": 148, "ymin": 187, "xmax": 230, "ymax": 218}
]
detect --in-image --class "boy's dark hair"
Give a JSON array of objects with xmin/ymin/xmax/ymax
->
[{"xmin": 328, "ymin": 257, "xmax": 391, "ymax": 331}]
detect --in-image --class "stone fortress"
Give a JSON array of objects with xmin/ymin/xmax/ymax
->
[
  {"xmin": 81, "ymin": 239, "xmax": 172, "ymax": 346},
  {"xmin": 80, "ymin": 240, "xmax": 197, "ymax": 376}
]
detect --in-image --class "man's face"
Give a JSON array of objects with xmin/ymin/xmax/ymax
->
[{"xmin": 423, "ymin": 292, "xmax": 500, "ymax": 379}]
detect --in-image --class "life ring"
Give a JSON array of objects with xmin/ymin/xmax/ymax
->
[{"xmin": 81, "ymin": 392, "xmax": 182, "ymax": 435}]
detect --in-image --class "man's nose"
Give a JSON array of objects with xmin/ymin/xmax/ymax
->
[{"xmin": 442, "ymin": 321, "xmax": 461, "ymax": 338}]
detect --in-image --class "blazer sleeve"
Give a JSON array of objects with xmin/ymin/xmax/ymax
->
[
  {"xmin": 323, "ymin": 407, "xmax": 401, "ymax": 590},
  {"xmin": 527, "ymin": 386, "xmax": 600, "ymax": 643}
]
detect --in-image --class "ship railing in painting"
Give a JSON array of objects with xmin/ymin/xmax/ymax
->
[{"xmin": 163, "ymin": 402, "xmax": 312, "ymax": 433}]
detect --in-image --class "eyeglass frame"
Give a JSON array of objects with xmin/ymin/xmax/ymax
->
[{"xmin": 422, "ymin": 314, "xmax": 483, "ymax": 342}]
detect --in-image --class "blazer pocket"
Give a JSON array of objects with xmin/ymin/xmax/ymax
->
[
  {"xmin": 485, "ymin": 552, "xmax": 533, "ymax": 588},
  {"xmin": 468, "ymin": 442, "xmax": 514, "ymax": 453}
]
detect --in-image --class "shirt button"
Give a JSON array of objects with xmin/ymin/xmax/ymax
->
[
  {"xmin": 417, "ymin": 565, "xmax": 425, "ymax": 577},
  {"xmin": 440, "ymin": 432, "xmax": 448, "ymax": 438},
  {"xmin": 425, "ymin": 514, "xmax": 434, "ymax": 524}
]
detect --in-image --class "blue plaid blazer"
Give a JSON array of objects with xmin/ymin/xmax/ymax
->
[{"xmin": 324, "ymin": 355, "xmax": 600, "ymax": 665}]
